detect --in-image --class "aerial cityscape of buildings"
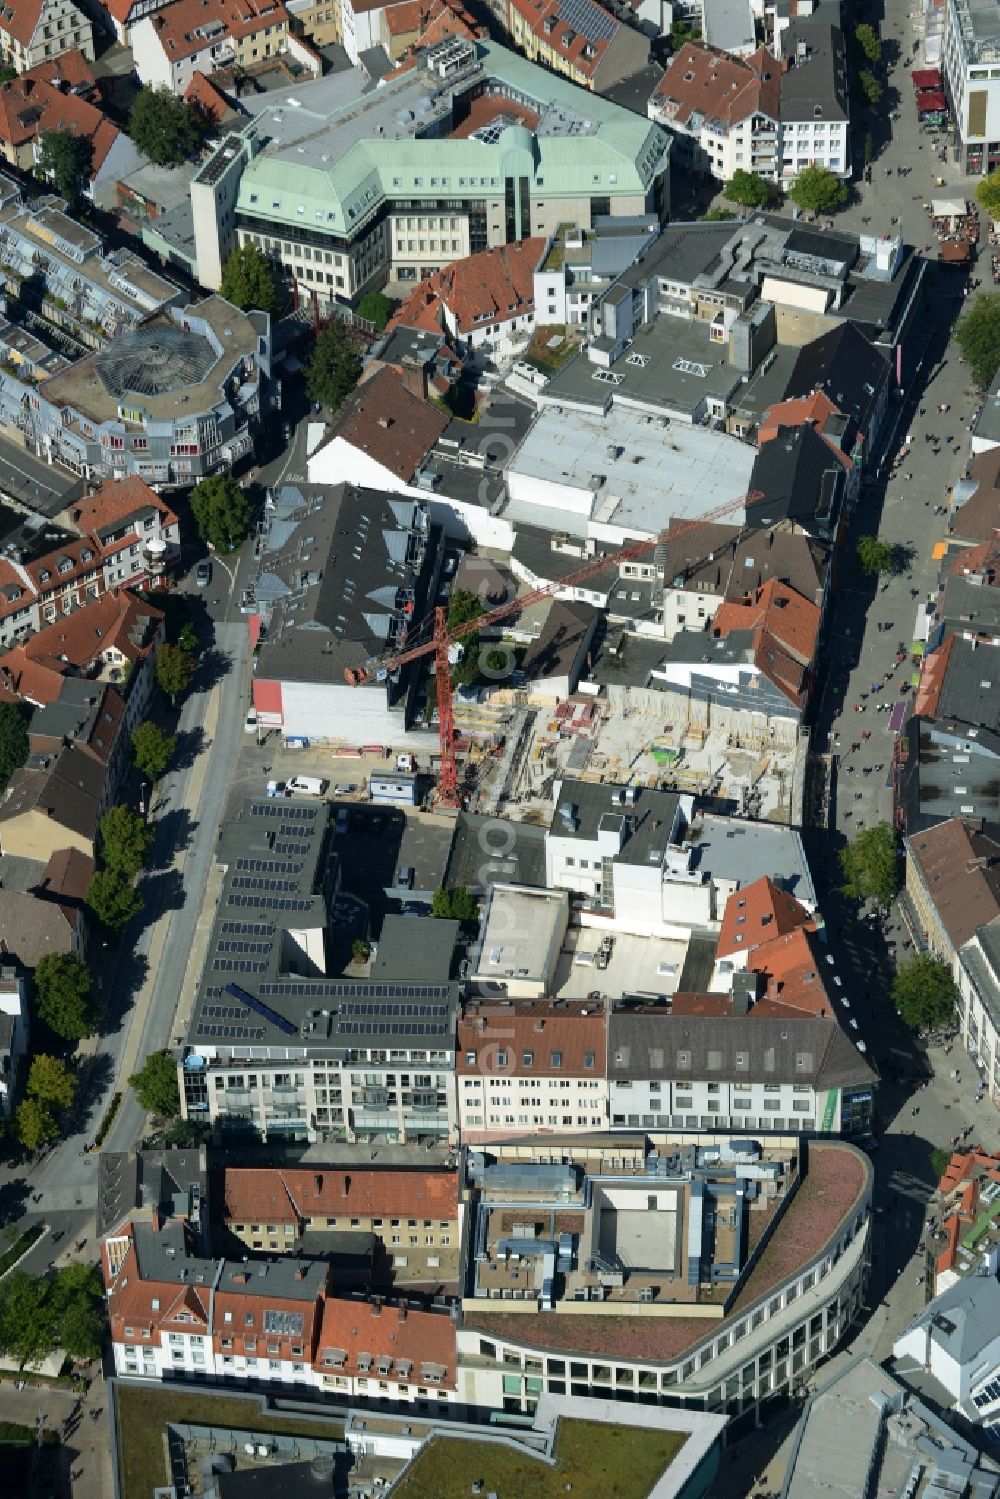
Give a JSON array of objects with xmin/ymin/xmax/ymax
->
[{"xmin": 0, "ymin": 0, "xmax": 998, "ymax": 1496}]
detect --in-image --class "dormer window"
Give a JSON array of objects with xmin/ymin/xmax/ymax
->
[{"xmin": 39, "ymin": 569, "xmax": 50, "ymax": 583}]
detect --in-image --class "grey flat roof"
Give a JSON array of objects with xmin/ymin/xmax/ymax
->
[
  {"xmin": 444, "ymin": 812, "xmax": 548, "ymax": 892},
  {"xmin": 544, "ymin": 318, "xmax": 746, "ymax": 418},
  {"xmin": 691, "ymin": 813, "xmax": 816, "ymax": 904},
  {"xmin": 702, "ymin": 0, "xmax": 756, "ymax": 53},
  {"xmin": 507, "ymin": 405, "xmax": 755, "ymax": 536},
  {"xmin": 552, "ymin": 777, "xmax": 684, "ymax": 868}
]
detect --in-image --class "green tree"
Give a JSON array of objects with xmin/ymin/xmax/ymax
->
[
  {"xmin": 0, "ymin": 701, "xmax": 28, "ymax": 785},
  {"xmin": 50, "ymin": 1264, "xmax": 104, "ymax": 1362},
  {"xmin": 155, "ymin": 642, "xmax": 195, "ymax": 706},
  {"xmin": 128, "ymin": 86, "xmax": 206, "ymax": 166},
  {"xmin": 864, "ymin": 132, "xmax": 875, "ymax": 167},
  {"xmin": 129, "ymin": 1049, "xmax": 180, "ymax": 1118},
  {"xmin": 724, "ymin": 169, "xmax": 770, "ymax": 208},
  {"xmin": 0, "ymin": 67, "xmax": 16, "ymax": 83},
  {"xmin": 189, "ymin": 472, "xmax": 252, "ymax": 554},
  {"xmin": 33, "ymin": 953, "xmax": 95, "ymax": 1043},
  {"xmin": 977, "ymin": 170, "xmax": 1000, "ymax": 218},
  {"xmin": 219, "ymin": 243, "xmax": 280, "ymax": 315},
  {"xmin": 856, "ymin": 535, "xmax": 894, "ymax": 575},
  {"xmin": 855, "ymin": 22, "xmax": 882, "ymax": 62},
  {"xmin": 351, "ymin": 937, "xmax": 370, "ymax": 963},
  {"xmin": 26, "ymin": 1054, "xmax": 77, "ymax": 1112},
  {"xmin": 431, "ymin": 884, "xmax": 479, "ymax": 921},
  {"xmin": 131, "ymin": 720, "xmax": 176, "ymax": 782},
  {"xmin": 166, "ymin": 1116, "xmax": 212, "ymax": 1147},
  {"xmin": 445, "ymin": 589, "xmax": 486, "ymax": 687},
  {"xmin": 788, "ymin": 164, "xmax": 849, "ymax": 215},
  {"xmin": 859, "ymin": 70, "xmax": 883, "ymax": 106},
  {"xmin": 0, "ymin": 1271, "xmax": 55, "ymax": 1368},
  {"xmin": 178, "ymin": 621, "xmax": 199, "ymax": 655},
  {"xmin": 357, "ymin": 291, "xmax": 392, "ymax": 330},
  {"xmin": 38, "ymin": 129, "xmax": 93, "ymax": 204},
  {"xmin": 956, "ymin": 293, "xmax": 1000, "ymax": 389},
  {"xmin": 100, "ymin": 804, "xmax": 154, "ymax": 877},
  {"xmin": 892, "ymin": 954, "xmax": 957, "ymax": 1031},
  {"xmin": 701, "ymin": 206, "xmax": 737, "ymax": 221},
  {"xmin": 306, "ymin": 321, "xmax": 363, "ymax": 413},
  {"xmin": 839, "ymin": 821, "xmax": 899, "ymax": 906},
  {"xmin": 85, "ymin": 869, "xmax": 143, "ymax": 934},
  {"xmin": 14, "ymin": 1097, "xmax": 58, "ymax": 1154}
]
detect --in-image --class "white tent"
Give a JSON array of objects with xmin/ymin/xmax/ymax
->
[{"xmin": 932, "ymin": 198, "xmax": 968, "ymax": 223}]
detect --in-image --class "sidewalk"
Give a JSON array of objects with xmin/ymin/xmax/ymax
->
[{"xmin": 0, "ymin": 1375, "xmax": 111, "ymax": 1499}]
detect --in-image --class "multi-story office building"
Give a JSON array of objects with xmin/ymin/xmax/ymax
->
[
  {"xmin": 456, "ymin": 1134, "xmax": 873, "ymax": 1435},
  {"xmin": 185, "ymin": 36, "xmax": 670, "ymax": 305},
  {"xmin": 180, "ymin": 798, "xmax": 459, "ymax": 1145},
  {"xmin": 943, "ymin": 0, "xmax": 1000, "ymax": 174},
  {"xmin": 14, "ymin": 295, "xmax": 272, "ymax": 485}
]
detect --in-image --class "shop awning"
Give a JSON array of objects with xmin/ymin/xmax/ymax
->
[
  {"xmin": 889, "ymin": 700, "xmax": 908, "ymax": 733},
  {"xmin": 918, "ymin": 91, "xmax": 948, "ymax": 113},
  {"xmin": 912, "ymin": 67, "xmax": 942, "ymax": 89},
  {"xmin": 940, "ymin": 239, "xmax": 972, "ymax": 261}
]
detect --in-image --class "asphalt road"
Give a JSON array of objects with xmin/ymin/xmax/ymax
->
[{"xmin": 3, "ymin": 618, "xmax": 249, "ymax": 1273}]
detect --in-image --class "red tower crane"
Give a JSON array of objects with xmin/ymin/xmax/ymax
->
[{"xmin": 346, "ymin": 488, "xmax": 763, "ymax": 808}]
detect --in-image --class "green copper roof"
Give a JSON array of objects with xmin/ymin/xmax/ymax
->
[{"xmin": 233, "ymin": 39, "xmax": 668, "ymax": 238}]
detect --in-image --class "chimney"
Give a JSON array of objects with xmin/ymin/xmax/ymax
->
[
  {"xmin": 372, "ymin": 1300, "xmax": 381, "ymax": 1317},
  {"xmin": 315, "ymin": 1174, "xmax": 323, "ymax": 1194},
  {"xmin": 398, "ymin": 1305, "xmax": 408, "ymax": 1323},
  {"xmin": 400, "ymin": 357, "xmax": 429, "ymax": 402},
  {"xmin": 295, "ymin": 1266, "xmax": 306, "ymax": 1280},
  {"xmin": 343, "ymin": 1174, "xmax": 351, "ymax": 1198}
]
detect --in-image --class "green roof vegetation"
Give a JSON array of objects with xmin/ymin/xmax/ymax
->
[
  {"xmin": 392, "ymin": 1419, "xmax": 688, "ymax": 1499},
  {"xmin": 523, "ymin": 325, "xmax": 580, "ymax": 375},
  {"xmin": 115, "ymin": 1386, "xmax": 343, "ymax": 1499}
]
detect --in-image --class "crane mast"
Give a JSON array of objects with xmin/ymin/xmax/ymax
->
[{"xmin": 346, "ymin": 488, "xmax": 763, "ymax": 809}]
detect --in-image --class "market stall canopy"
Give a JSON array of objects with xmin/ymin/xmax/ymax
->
[
  {"xmin": 918, "ymin": 91, "xmax": 948, "ymax": 113},
  {"xmin": 931, "ymin": 196, "xmax": 968, "ymax": 218},
  {"xmin": 912, "ymin": 67, "xmax": 943, "ymax": 89},
  {"xmin": 940, "ymin": 239, "xmax": 972, "ymax": 261}
]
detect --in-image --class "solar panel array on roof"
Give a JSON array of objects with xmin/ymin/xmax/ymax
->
[
  {"xmin": 339, "ymin": 1020, "xmax": 447, "ymax": 1036},
  {"xmin": 196, "ymin": 1022, "xmax": 266, "ymax": 1040},
  {"xmin": 230, "ymin": 875, "xmax": 300, "ymax": 893},
  {"xmin": 236, "ymin": 858, "xmax": 304, "ymax": 875},
  {"xmin": 217, "ymin": 940, "xmax": 271, "ymax": 956},
  {"xmin": 557, "ymin": 0, "xmax": 616, "ymax": 42},
  {"xmin": 259, "ymin": 981, "xmax": 450, "ymax": 999},
  {"xmin": 227, "ymin": 893, "xmax": 315, "ymax": 912},
  {"xmin": 225, "ymin": 982, "xmax": 298, "ymax": 1036},
  {"xmin": 220, "ymin": 921, "xmax": 274, "ymax": 937},
  {"xmin": 249, "ymin": 803, "xmax": 319, "ymax": 822},
  {"xmin": 212, "ymin": 958, "xmax": 269, "ymax": 974}
]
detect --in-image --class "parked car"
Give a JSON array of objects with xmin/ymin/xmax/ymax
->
[
  {"xmin": 195, "ymin": 560, "xmax": 211, "ymax": 587},
  {"xmin": 401, "ymin": 901, "xmax": 427, "ymax": 917},
  {"xmin": 282, "ymin": 420, "xmax": 293, "ymax": 442},
  {"xmin": 244, "ymin": 709, "xmax": 258, "ymax": 735},
  {"xmin": 287, "ymin": 775, "xmax": 328, "ymax": 797},
  {"xmin": 396, "ymin": 866, "xmax": 415, "ymax": 890},
  {"xmin": 333, "ymin": 783, "xmax": 356, "ymax": 796}
]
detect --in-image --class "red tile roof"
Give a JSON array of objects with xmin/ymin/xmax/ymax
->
[
  {"xmin": 184, "ymin": 70, "xmax": 230, "ymax": 125},
  {"xmin": 758, "ymin": 393, "xmax": 853, "ymax": 471},
  {"xmin": 385, "ymin": 0, "xmax": 422, "ymax": 33},
  {"xmin": 315, "ymin": 1298, "xmax": 456, "ymax": 1384},
  {"xmin": 70, "ymin": 474, "xmax": 177, "ymax": 538},
  {"xmin": 212, "ymin": 1278, "xmax": 323, "ymax": 1359},
  {"xmin": 949, "ymin": 536, "xmax": 1000, "ymax": 584},
  {"xmin": 220, "ymin": 1167, "xmax": 459, "ymax": 1226},
  {"xmin": 508, "ymin": 0, "xmax": 623, "ymax": 79},
  {"xmin": 651, "ymin": 42, "xmax": 782, "ymax": 128},
  {"xmin": 712, "ymin": 579, "xmax": 820, "ymax": 708},
  {"xmin": 0, "ymin": 0, "xmax": 45, "ymax": 49},
  {"xmin": 907, "ymin": 818, "xmax": 1000, "ymax": 952},
  {"xmin": 0, "ymin": 73, "xmax": 120, "ymax": 173},
  {"xmin": 20, "ymin": 587, "xmax": 163, "ymax": 669},
  {"xmin": 913, "ymin": 633, "xmax": 952, "ymax": 718},
  {"xmin": 24, "ymin": 49, "xmax": 97, "ymax": 92},
  {"xmin": 389, "ymin": 239, "xmax": 544, "ymax": 338},
  {"xmin": 147, "ymin": 0, "xmax": 289, "ymax": 62},
  {"xmin": 334, "ymin": 365, "xmax": 448, "ymax": 484},
  {"xmin": 748, "ymin": 927, "xmax": 833, "ymax": 1019},
  {"xmin": 716, "ymin": 875, "xmax": 816, "ymax": 959},
  {"xmin": 458, "ymin": 1000, "xmax": 608, "ymax": 1078}
]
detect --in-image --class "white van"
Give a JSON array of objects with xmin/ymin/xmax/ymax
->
[{"xmin": 286, "ymin": 775, "xmax": 328, "ymax": 797}]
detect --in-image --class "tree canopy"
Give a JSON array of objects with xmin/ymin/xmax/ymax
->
[
  {"xmin": 724, "ymin": 170, "xmax": 769, "ymax": 208},
  {"xmin": 306, "ymin": 321, "xmax": 363, "ymax": 413},
  {"xmin": 788, "ymin": 164, "xmax": 849, "ymax": 215},
  {"xmin": 855, "ymin": 22, "xmax": 882, "ymax": 62},
  {"xmin": 155, "ymin": 643, "xmax": 195, "ymax": 705},
  {"xmin": 132, "ymin": 720, "xmax": 176, "ymax": 783},
  {"xmin": 129, "ymin": 1049, "xmax": 181, "ymax": 1118},
  {"xmin": 358, "ymin": 291, "xmax": 393, "ymax": 329},
  {"xmin": 956, "ymin": 293, "xmax": 1000, "ymax": 390},
  {"xmin": 128, "ymin": 86, "xmax": 206, "ymax": 166},
  {"xmin": 86, "ymin": 868, "xmax": 143, "ymax": 934},
  {"xmin": 190, "ymin": 473, "xmax": 252, "ymax": 555},
  {"xmin": 38, "ymin": 129, "xmax": 93, "ymax": 203},
  {"xmin": 27, "ymin": 1053, "xmax": 77, "ymax": 1112},
  {"xmin": 33, "ymin": 953, "xmax": 95, "ymax": 1043},
  {"xmin": 0, "ymin": 1265, "xmax": 104, "ymax": 1368},
  {"xmin": 100, "ymin": 804, "xmax": 154, "ymax": 877},
  {"xmin": 892, "ymin": 954, "xmax": 957, "ymax": 1031},
  {"xmin": 859, "ymin": 70, "xmax": 883, "ymax": 106},
  {"xmin": 856, "ymin": 535, "xmax": 894, "ymax": 575},
  {"xmin": 14, "ymin": 1097, "xmax": 58, "ymax": 1154},
  {"xmin": 838, "ymin": 821, "xmax": 899, "ymax": 905},
  {"xmin": 431, "ymin": 885, "xmax": 479, "ymax": 921},
  {"xmin": 978, "ymin": 171, "xmax": 1000, "ymax": 218},
  {"xmin": 219, "ymin": 244, "xmax": 280, "ymax": 315},
  {"xmin": 0, "ymin": 701, "xmax": 29, "ymax": 785}
]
